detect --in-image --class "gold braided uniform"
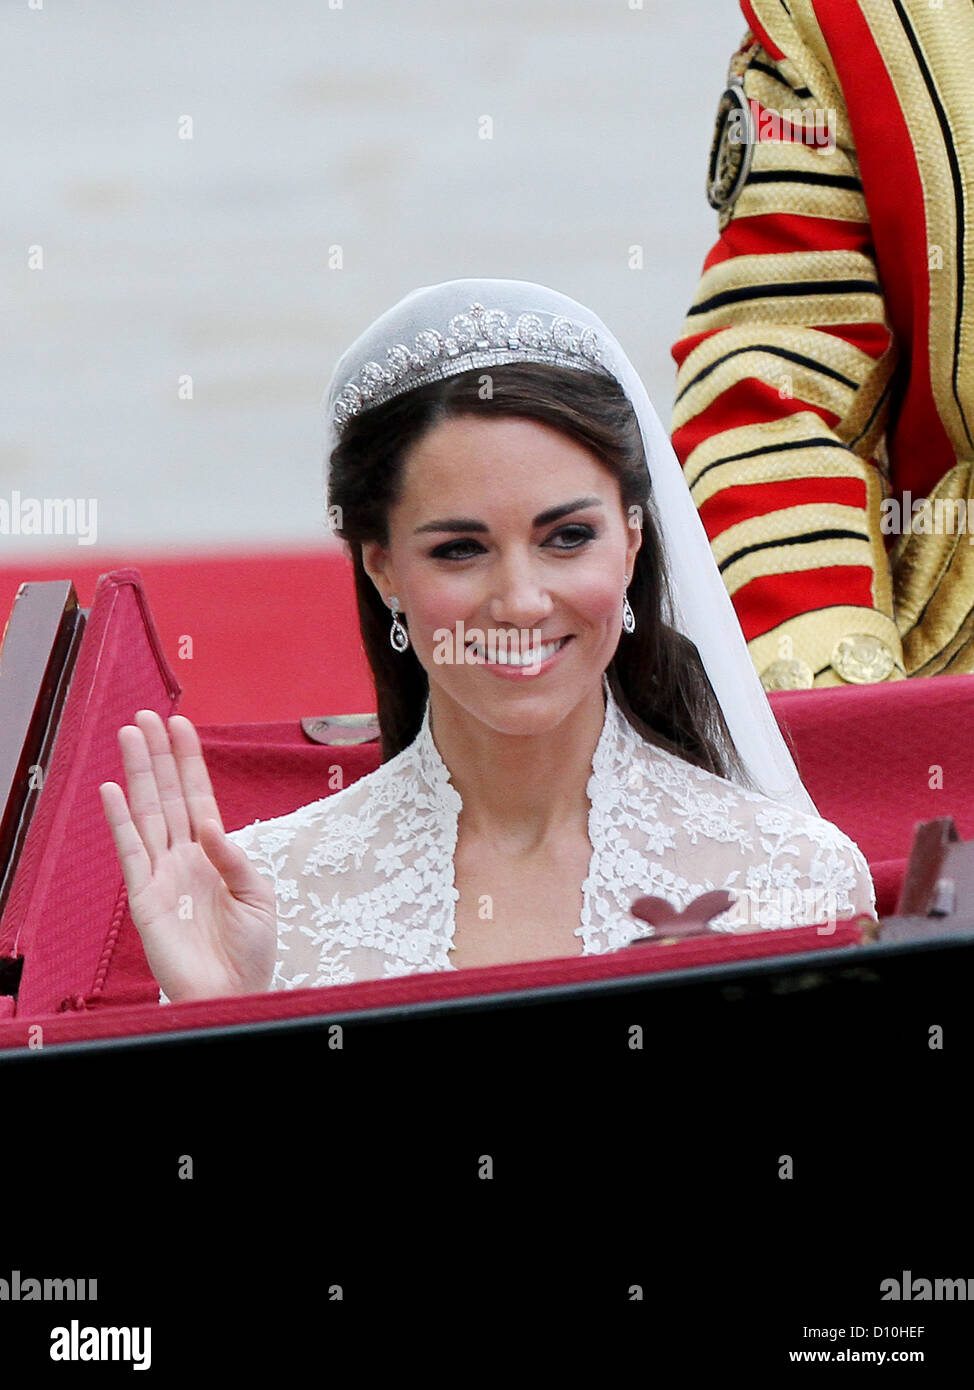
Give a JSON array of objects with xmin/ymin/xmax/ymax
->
[{"xmin": 672, "ymin": 0, "xmax": 974, "ymax": 688}]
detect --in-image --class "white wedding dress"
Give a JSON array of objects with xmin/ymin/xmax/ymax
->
[{"xmin": 209, "ymin": 674, "xmax": 875, "ymax": 993}]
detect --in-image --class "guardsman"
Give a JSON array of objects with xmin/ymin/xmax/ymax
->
[{"xmin": 672, "ymin": 0, "xmax": 974, "ymax": 688}]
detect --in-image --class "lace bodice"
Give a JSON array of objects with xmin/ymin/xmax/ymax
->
[{"xmin": 219, "ymin": 677, "xmax": 876, "ymax": 991}]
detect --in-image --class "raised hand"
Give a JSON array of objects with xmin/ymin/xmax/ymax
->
[{"xmin": 99, "ymin": 710, "xmax": 277, "ymax": 1003}]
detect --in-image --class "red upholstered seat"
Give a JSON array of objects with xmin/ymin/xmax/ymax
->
[
  {"xmin": 0, "ymin": 570, "xmax": 179, "ymax": 1021},
  {"xmin": 768, "ymin": 674, "xmax": 974, "ymax": 917},
  {"xmin": 2, "ymin": 564, "xmax": 973, "ymax": 1048},
  {"xmin": 199, "ymin": 675, "xmax": 974, "ymax": 929},
  {"xmin": 74, "ymin": 672, "xmax": 974, "ymax": 1015}
]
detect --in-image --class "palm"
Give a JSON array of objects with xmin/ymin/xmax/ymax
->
[{"xmin": 100, "ymin": 711, "xmax": 277, "ymax": 1002}]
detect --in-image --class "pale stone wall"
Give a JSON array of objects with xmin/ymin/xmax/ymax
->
[{"xmin": 2, "ymin": 0, "xmax": 743, "ymax": 555}]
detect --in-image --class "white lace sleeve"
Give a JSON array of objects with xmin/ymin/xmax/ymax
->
[
  {"xmin": 225, "ymin": 783, "xmax": 392, "ymax": 991},
  {"xmin": 656, "ymin": 774, "xmax": 878, "ymax": 934},
  {"xmin": 586, "ymin": 726, "xmax": 878, "ymax": 947},
  {"xmin": 211, "ymin": 681, "xmax": 879, "ymax": 988}
]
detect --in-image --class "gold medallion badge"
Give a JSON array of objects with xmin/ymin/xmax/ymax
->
[
  {"xmin": 830, "ymin": 634, "xmax": 897, "ymax": 684},
  {"xmin": 707, "ymin": 80, "xmax": 755, "ymax": 215},
  {"xmin": 760, "ymin": 657, "xmax": 814, "ymax": 691}
]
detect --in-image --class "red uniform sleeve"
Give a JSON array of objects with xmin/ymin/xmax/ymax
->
[{"xmin": 671, "ymin": 15, "xmax": 904, "ymax": 689}]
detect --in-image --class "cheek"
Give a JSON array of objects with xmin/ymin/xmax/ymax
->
[
  {"xmin": 399, "ymin": 552, "xmax": 625, "ymax": 638},
  {"xmin": 570, "ymin": 565, "xmax": 624, "ymax": 626},
  {"xmin": 399, "ymin": 565, "xmax": 468, "ymax": 639}
]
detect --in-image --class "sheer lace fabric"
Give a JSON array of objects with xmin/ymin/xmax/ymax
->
[{"xmin": 209, "ymin": 677, "xmax": 875, "ymax": 993}]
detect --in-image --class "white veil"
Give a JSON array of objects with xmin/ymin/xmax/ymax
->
[{"xmin": 322, "ymin": 278, "xmax": 818, "ymax": 816}]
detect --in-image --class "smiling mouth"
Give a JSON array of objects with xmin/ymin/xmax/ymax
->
[{"xmin": 465, "ymin": 635, "xmax": 573, "ymax": 666}]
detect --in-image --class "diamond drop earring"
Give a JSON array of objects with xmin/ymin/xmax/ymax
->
[
  {"xmin": 622, "ymin": 575, "xmax": 636, "ymax": 634},
  {"xmin": 388, "ymin": 596, "xmax": 410, "ymax": 652}
]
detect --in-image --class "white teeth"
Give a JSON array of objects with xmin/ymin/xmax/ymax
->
[{"xmin": 467, "ymin": 637, "xmax": 568, "ymax": 666}]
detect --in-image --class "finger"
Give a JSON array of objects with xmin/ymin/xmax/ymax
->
[
  {"xmin": 198, "ymin": 820, "xmax": 270, "ymax": 907},
  {"xmin": 99, "ymin": 780, "xmax": 153, "ymax": 904},
  {"xmin": 117, "ymin": 724, "xmax": 170, "ymax": 862},
  {"xmin": 134, "ymin": 709, "xmax": 192, "ymax": 846},
  {"xmin": 167, "ymin": 715, "xmax": 225, "ymax": 837}
]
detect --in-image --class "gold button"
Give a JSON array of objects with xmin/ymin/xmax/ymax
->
[
  {"xmin": 760, "ymin": 657, "xmax": 814, "ymax": 691},
  {"xmin": 830, "ymin": 633, "xmax": 896, "ymax": 684}
]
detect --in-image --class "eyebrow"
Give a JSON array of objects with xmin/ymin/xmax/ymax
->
[{"xmin": 413, "ymin": 496, "xmax": 604, "ymax": 535}]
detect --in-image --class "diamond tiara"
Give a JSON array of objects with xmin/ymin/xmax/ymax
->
[{"xmin": 330, "ymin": 301, "xmax": 614, "ymax": 435}]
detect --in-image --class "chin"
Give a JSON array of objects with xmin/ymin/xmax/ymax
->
[
  {"xmin": 458, "ymin": 707, "xmax": 569, "ymax": 743},
  {"xmin": 432, "ymin": 659, "xmax": 608, "ymax": 737}
]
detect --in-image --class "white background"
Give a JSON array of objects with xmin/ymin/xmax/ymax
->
[{"xmin": 2, "ymin": 0, "xmax": 746, "ymax": 555}]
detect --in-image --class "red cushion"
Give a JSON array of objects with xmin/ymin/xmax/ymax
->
[
  {"xmin": 769, "ymin": 674, "xmax": 974, "ymax": 913},
  {"xmin": 0, "ymin": 570, "xmax": 179, "ymax": 1018},
  {"xmin": 0, "ymin": 920, "xmax": 864, "ymax": 1051},
  {"xmin": 4, "ymin": 571, "xmax": 973, "ymax": 1035}
]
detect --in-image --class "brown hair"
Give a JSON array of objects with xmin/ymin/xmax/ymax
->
[{"xmin": 327, "ymin": 362, "xmax": 751, "ymax": 784}]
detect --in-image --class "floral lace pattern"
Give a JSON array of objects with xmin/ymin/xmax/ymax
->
[{"xmin": 219, "ymin": 676, "xmax": 876, "ymax": 991}]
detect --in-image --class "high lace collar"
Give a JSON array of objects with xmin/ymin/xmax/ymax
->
[
  {"xmin": 401, "ymin": 672, "xmax": 669, "ymax": 958},
  {"xmin": 225, "ymin": 658, "xmax": 875, "ymax": 985},
  {"xmin": 412, "ymin": 672, "xmax": 624, "ymax": 811}
]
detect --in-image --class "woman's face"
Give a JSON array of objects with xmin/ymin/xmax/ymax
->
[{"xmin": 362, "ymin": 413, "xmax": 643, "ymax": 736}]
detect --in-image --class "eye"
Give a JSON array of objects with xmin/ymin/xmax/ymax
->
[
  {"xmin": 429, "ymin": 523, "xmax": 596, "ymax": 561},
  {"xmin": 429, "ymin": 538, "xmax": 485, "ymax": 560},
  {"xmin": 547, "ymin": 523, "xmax": 596, "ymax": 548}
]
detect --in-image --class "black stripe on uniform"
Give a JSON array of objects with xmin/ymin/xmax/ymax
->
[
  {"xmin": 688, "ymin": 278, "xmax": 881, "ymax": 316},
  {"xmin": 749, "ymin": 58, "xmax": 814, "ymax": 100},
  {"xmin": 718, "ymin": 528, "xmax": 868, "ymax": 574},
  {"xmin": 746, "ymin": 170, "xmax": 863, "ymax": 191},
  {"xmin": 675, "ymin": 343, "xmax": 858, "ymax": 405},
  {"xmin": 892, "ymin": 0, "xmax": 973, "ymax": 451},
  {"xmin": 849, "ymin": 373, "xmax": 894, "ymax": 450},
  {"xmin": 688, "ymin": 437, "xmax": 850, "ymax": 491}
]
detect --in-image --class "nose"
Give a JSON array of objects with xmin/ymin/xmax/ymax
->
[{"xmin": 486, "ymin": 551, "xmax": 554, "ymax": 630}]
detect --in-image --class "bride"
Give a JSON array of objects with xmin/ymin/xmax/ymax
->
[{"xmin": 99, "ymin": 279, "xmax": 876, "ymax": 1002}]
